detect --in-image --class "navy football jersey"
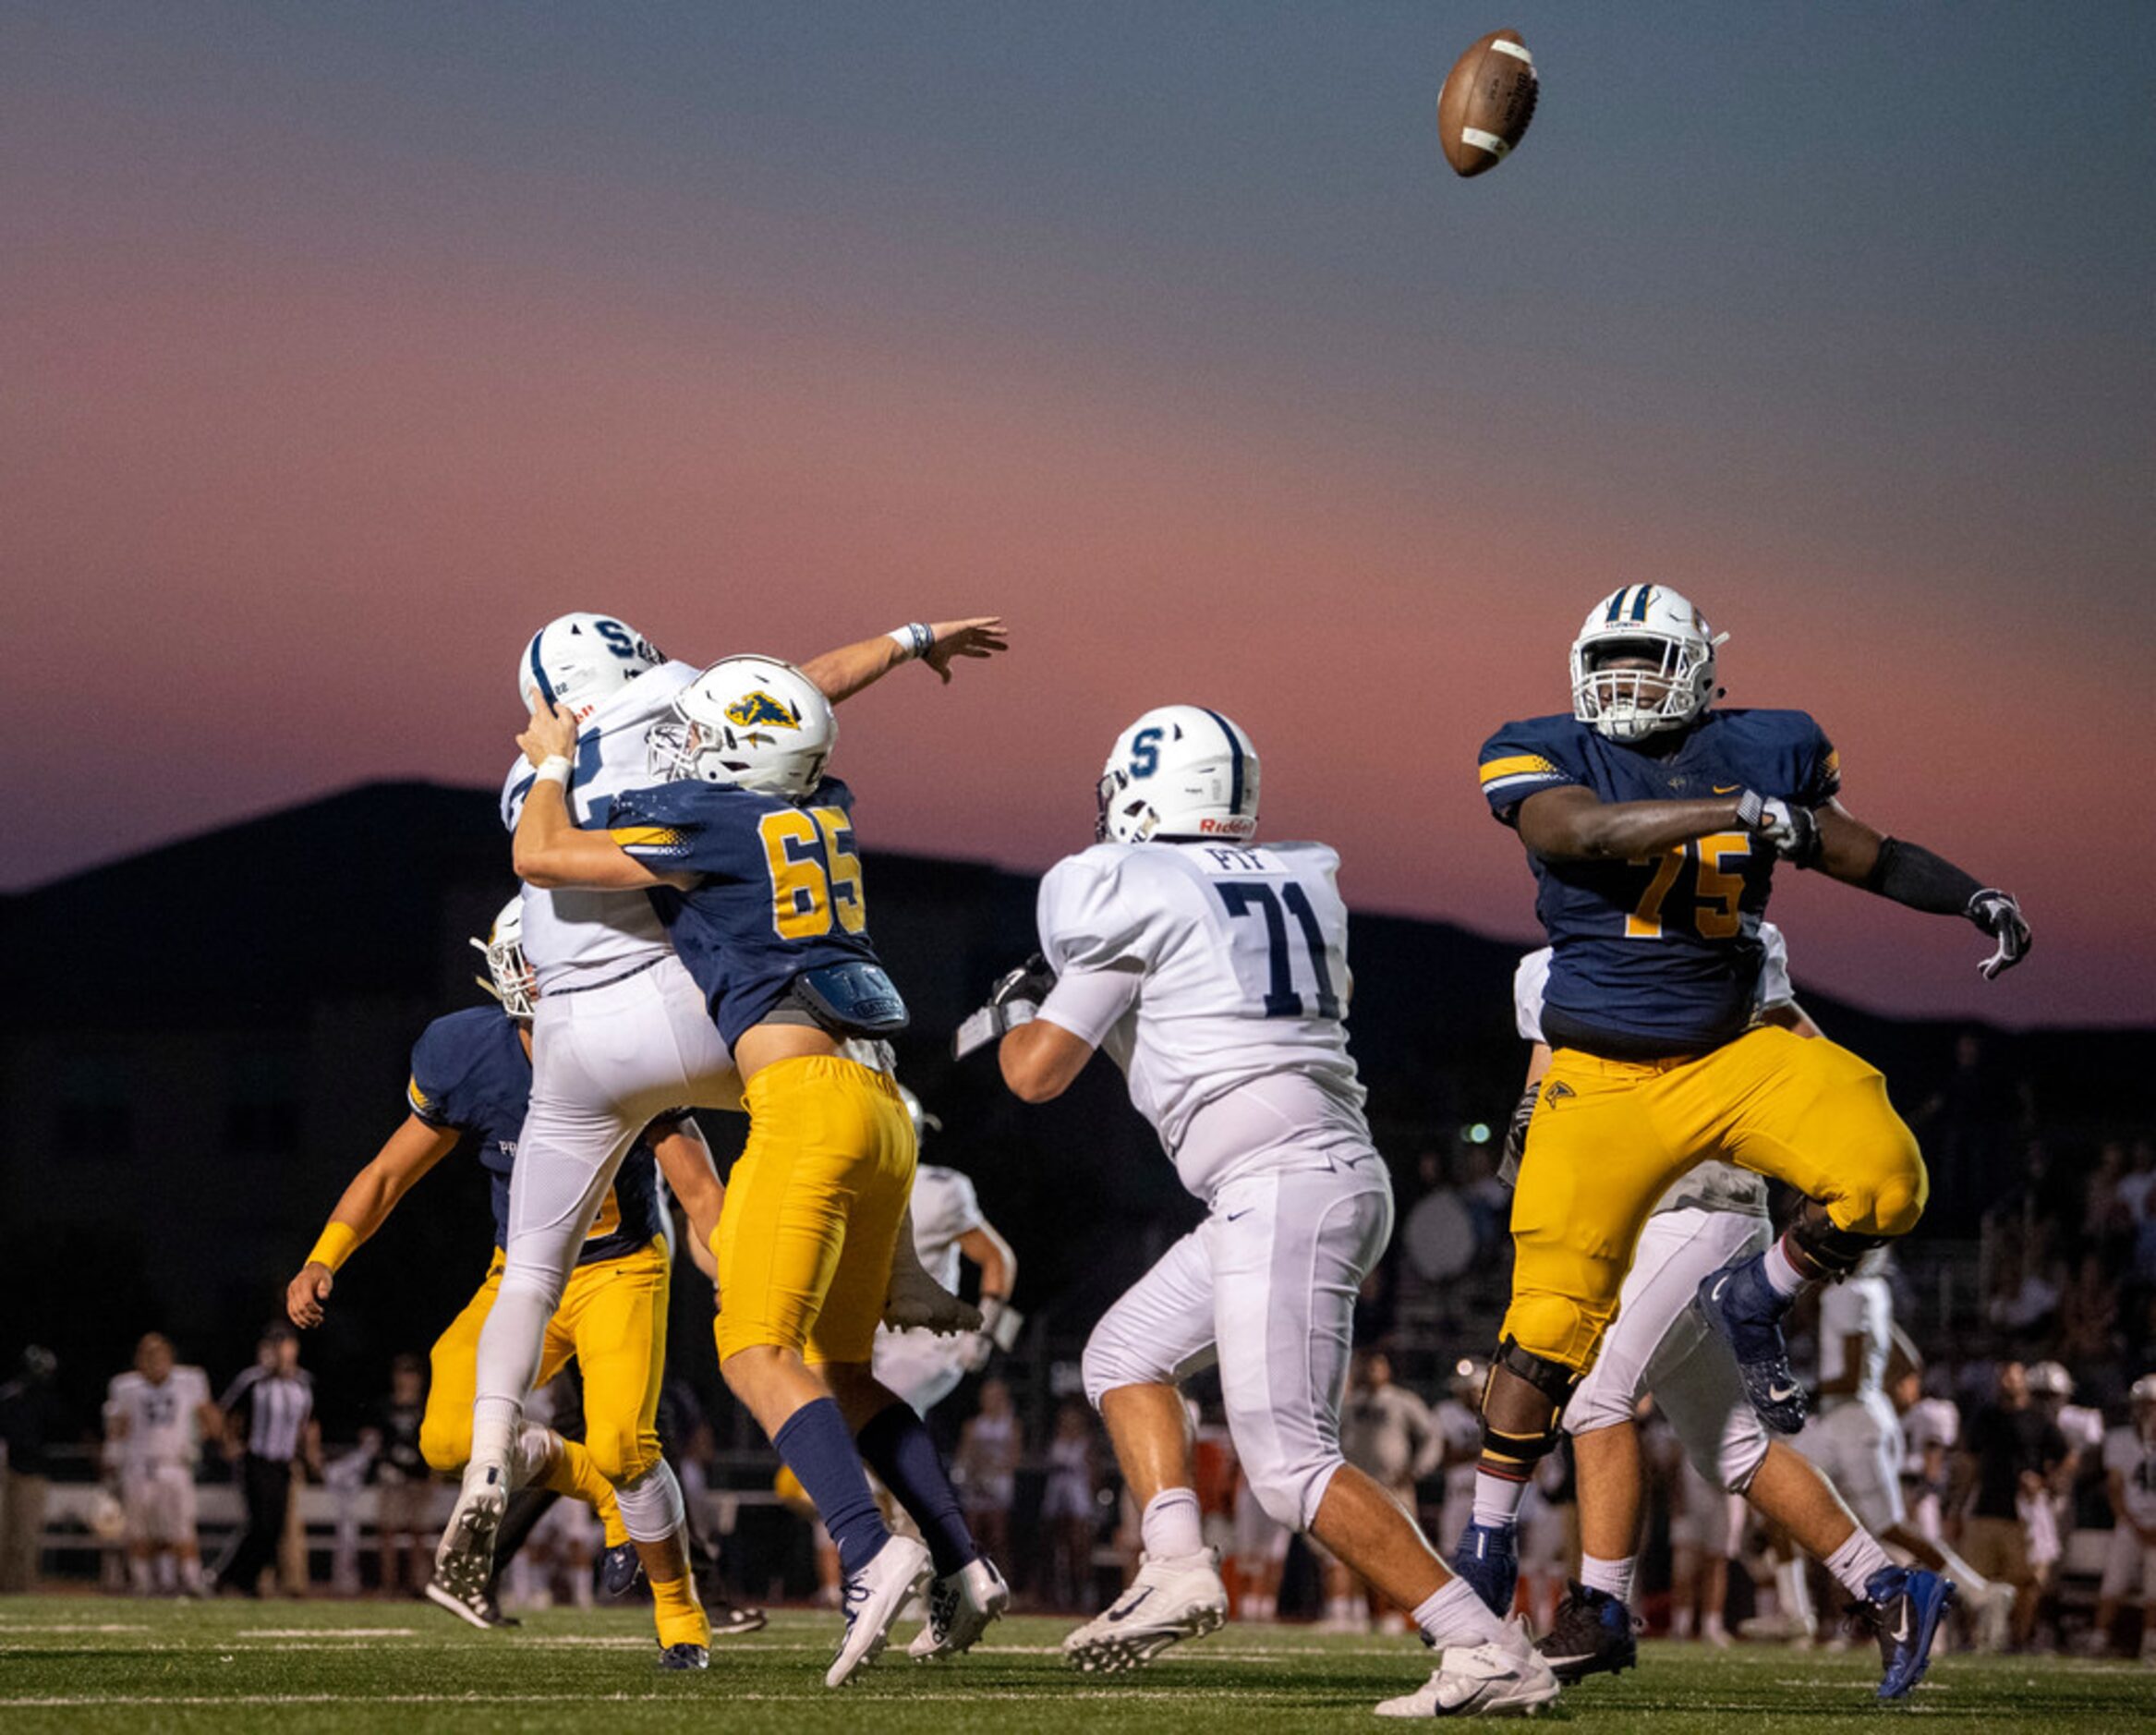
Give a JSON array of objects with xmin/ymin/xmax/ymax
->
[
  {"xmin": 605, "ymin": 776, "xmax": 889, "ymax": 1047},
  {"xmin": 1477, "ymin": 709, "xmax": 1841, "ymax": 1056},
  {"xmin": 406, "ymin": 1006, "xmax": 663, "ymax": 1264}
]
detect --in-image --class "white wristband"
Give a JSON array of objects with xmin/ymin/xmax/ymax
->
[
  {"xmin": 533, "ymin": 756, "xmax": 572, "ymax": 787},
  {"xmin": 886, "ymin": 622, "xmax": 934, "ymax": 661}
]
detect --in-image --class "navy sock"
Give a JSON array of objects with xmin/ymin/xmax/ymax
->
[
  {"xmin": 856, "ymin": 1401, "xmax": 979, "ymax": 1577},
  {"xmin": 772, "ymin": 1399, "xmax": 890, "ymax": 1578}
]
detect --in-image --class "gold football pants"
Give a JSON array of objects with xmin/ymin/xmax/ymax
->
[
  {"xmin": 713, "ymin": 1055, "xmax": 915, "ymax": 1366},
  {"xmin": 1505, "ymin": 1025, "xmax": 1925, "ymax": 1373},
  {"xmin": 419, "ymin": 1238, "xmax": 670, "ymax": 1485}
]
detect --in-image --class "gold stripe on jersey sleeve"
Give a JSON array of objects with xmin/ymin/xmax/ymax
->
[
  {"xmin": 1479, "ymin": 754, "xmax": 1558, "ymax": 785},
  {"xmin": 610, "ymin": 825, "xmax": 685, "ymax": 851}
]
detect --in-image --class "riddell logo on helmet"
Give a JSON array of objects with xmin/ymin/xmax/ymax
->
[{"xmin": 1199, "ymin": 817, "xmax": 1255, "ymax": 835}]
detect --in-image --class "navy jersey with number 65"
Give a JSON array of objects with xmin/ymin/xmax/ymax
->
[
  {"xmin": 605, "ymin": 776, "xmax": 887, "ymax": 1047},
  {"xmin": 1476, "ymin": 708, "xmax": 1840, "ymax": 1057}
]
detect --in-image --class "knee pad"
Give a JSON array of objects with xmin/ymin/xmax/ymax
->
[
  {"xmin": 418, "ymin": 1413, "xmax": 469, "ymax": 1477},
  {"xmin": 1247, "ymin": 1452, "xmax": 1340, "ymax": 1533},
  {"xmin": 611, "ymin": 1457, "xmax": 685, "ymax": 1545},
  {"xmin": 1081, "ymin": 1324, "xmax": 1172, "ymax": 1412},
  {"xmin": 584, "ymin": 1419, "xmax": 661, "ymax": 1488},
  {"xmin": 1499, "ymin": 1292, "xmax": 1607, "ymax": 1378}
]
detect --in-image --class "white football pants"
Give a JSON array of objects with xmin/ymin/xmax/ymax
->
[
  {"xmin": 1083, "ymin": 1157, "xmax": 1393, "ymax": 1532},
  {"xmin": 470, "ymin": 957, "xmax": 737, "ymax": 1475},
  {"xmin": 1566, "ymin": 1206, "xmax": 1774, "ymax": 1493},
  {"xmin": 871, "ymin": 1329, "xmax": 971, "ymax": 1419}
]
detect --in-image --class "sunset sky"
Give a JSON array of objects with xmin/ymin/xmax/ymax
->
[{"xmin": 6, "ymin": 3, "xmax": 2151, "ymax": 1025}]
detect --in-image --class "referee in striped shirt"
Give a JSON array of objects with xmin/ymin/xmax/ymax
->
[{"xmin": 212, "ymin": 1324, "xmax": 321, "ymax": 1595}]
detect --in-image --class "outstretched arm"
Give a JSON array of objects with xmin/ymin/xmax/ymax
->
[
  {"xmin": 798, "ymin": 617, "xmax": 1010, "ymax": 704},
  {"xmin": 1812, "ymin": 801, "xmax": 2031, "ymax": 978},
  {"xmin": 286, "ymin": 1116, "xmax": 462, "ymax": 1327},
  {"xmin": 999, "ymin": 1020, "xmax": 1097, "ymax": 1104}
]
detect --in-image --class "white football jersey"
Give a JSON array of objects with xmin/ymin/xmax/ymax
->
[
  {"xmin": 1035, "ymin": 840, "xmax": 1371, "ymax": 1202},
  {"xmin": 1901, "ymin": 1395, "xmax": 1959, "ymax": 1468},
  {"xmin": 501, "ymin": 659, "xmax": 700, "ymax": 992},
  {"xmin": 1512, "ymin": 924, "xmax": 1795, "ymax": 1221},
  {"xmin": 105, "ymin": 1367, "xmax": 211, "ymax": 1471},
  {"xmin": 906, "ymin": 1163, "xmax": 985, "ymax": 1292},
  {"xmin": 1817, "ymin": 1271, "xmax": 1891, "ymax": 1402},
  {"xmin": 2103, "ymin": 1422, "xmax": 2156, "ymax": 1525}
]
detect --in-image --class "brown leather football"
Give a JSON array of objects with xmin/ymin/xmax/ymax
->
[{"xmin": 1437, "ymin": 29, "xmax": 1538, "ymax": 178}]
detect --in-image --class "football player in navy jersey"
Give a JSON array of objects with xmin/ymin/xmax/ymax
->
[
  {"xmin": 512, "ymin": 656, "xmax": 1008, "ymax": 1686},
  {"xmin": 1451, "ymin": 587, "xmax": 2029, "ymax": 1667},
  {"xmin": 285, "ymin": 899, "xmax": 734, "ymax": 1656}
]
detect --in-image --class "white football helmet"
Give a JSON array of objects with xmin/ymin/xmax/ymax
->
[
  {"xmin": 2026, "ymin": 1360, "xmax": 2073, "ymax": 1401},
  {"xmin": 896, "ymin": 1085, "xmax": 942, "ymax": 1146},
  {"xmin": 517, "ymin": 613, "xmax": 665, "ymax": 723},
  {"xmin": 1569, "ymin": 585, "xmax": 1727, "ymax": 743},
  {"xmin": 1096, "ymin": 706, "xmax": 1260, "ymax": 844},
  {"xmin": 2131, "ymin": 1373, "xmax": 2156, "ymax": 1411},
  {"xmin": 648, "ymin": 656, "xmax": 835, "ymax": 796},
  {"xmin": 471, "ymin": 896, "xmax": 536, "ymax": 1020}
]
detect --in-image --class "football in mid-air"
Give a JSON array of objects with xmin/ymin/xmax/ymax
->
[{"xmin": 1437, "ymin": 29, "xmax": 1538, "ymax": 177}]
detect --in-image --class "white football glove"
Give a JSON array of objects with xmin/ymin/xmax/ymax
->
[
  {"xmin": 1736, "ymin": 789, "xmax": 1822, "ymax": 867},
  {"xmin": 952, "ymin": 954, "xmax": 1058, "ymax": 1060},
  {"xmin": 1966, "ymin": 889, "xmax": 2031, "ymax": 980}
]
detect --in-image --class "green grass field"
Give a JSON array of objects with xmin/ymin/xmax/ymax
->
[{"xmin": 1, "ymin": 1597, "xmax": 2149, "ymax": 1733}]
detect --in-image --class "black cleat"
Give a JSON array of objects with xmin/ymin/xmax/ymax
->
[
  {"xmin": 423, "ymin": 1576, "xmax": 520, "ymax": 1630},
  {"xmin": 600, "ymin": 1539, "xmax": 646, "ymax": 1599},
  {"xmin": 709, "ymin": 1599, "xmax": 769, "ymax": 1636},
  {"xmin": 658, "ymin": 1642, "xmax": 709, "ymax": 1670},
  {"xmin": 1534, "ymin": 1581, "xmax": 1638, "ymax": 1685}
]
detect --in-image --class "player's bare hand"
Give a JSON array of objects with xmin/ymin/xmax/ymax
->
[
  {"xmin": 921, "ymin": 617, "xmax": 1009, "ymax": 684},
  {"xmin": 286, "ymin": 1263, "xmax": 333, "ymax": 1329},
  {"xmin": 517, "ymin": 698, "xmax": 579, "ymax": 767}
]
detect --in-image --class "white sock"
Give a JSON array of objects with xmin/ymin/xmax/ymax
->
[
  {"xmin": 1581, "ymin": 1552, "xmax": 1635, "ymax": 1605},
  {"xmin": 1471, "ymin": 1471, "xmax": 1527, "ymax": 1531},
  {"xmin": 1673, "ymin": 1604, "xmax": 1694, "ymax": 1638},
  {"xmin": 1416, "ymin": 1575, "xmax": 1505, "ymax": 1648},
  {"xmin": 1762, "ymin": 1239, "xmax": 1808, "ymax": 1300},
  {"xmin": 1776, "ymin": 1557, "xmax": 1814, "ymax": 1622},
  {"xmin": 469, "ymin": 1398, "xmax": 521, "ymax": 1474},
  {"xmin": 1702, "ymin": 1609, "xmax": 1726, "ymax": 1639},
  {"xmin": 1823, "ymin": 1529, "xmax": 1893, "ymax": 1599},
  {"xmin": 1140, "ymin": 1488, "xmax": 1205, "ymax": 1559},
  {"xmin": 613, "ymin": 1461, "xmax": 687, "ymax": 1544}
]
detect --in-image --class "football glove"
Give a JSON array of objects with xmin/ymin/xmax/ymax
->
[
  {"xmin": 952, "ymin": 953, "xmax": 1058, "ymax": 1059},
  {"xmin": 1966, "ymin": 889, "xmax": 2030, "ymax": 980},
  {"xmin": 1496, "ymin": 1081, "xmax": 1539, "ymax": 1189},
  {"xmin": 1736, "ymin": 789, "xmax": 1822, "ymax": 867}
]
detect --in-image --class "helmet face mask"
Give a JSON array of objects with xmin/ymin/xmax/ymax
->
[
  {"xmin": 517, "ymin": 613, "xmax": 664, "ymax": 724},
  {"xmin": 1569, "ymin": 585, "xmax": 1726, "ymax": 743},
  {"xmin": 1096, "ymin": 706, "xmax": 1260, "ymax": 844},
  {"xmin": 660, "ymin": 657, "xmax": 835, "ymax": 797},
  {"xmin": 472, "ymin": 896, "xmax": 536, "ymax": 1020}
]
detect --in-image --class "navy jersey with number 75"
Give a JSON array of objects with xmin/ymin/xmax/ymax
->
[
  {"xmin": 1477, "ymin": 707, "xmax": 1841, "ymax": 1058},
  {"xmin": 605, "ymin": 776, "xmax": 889, "ymax": 1048}
]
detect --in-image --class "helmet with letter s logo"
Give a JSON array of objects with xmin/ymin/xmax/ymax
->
[
  {"xmin": 516, "ymin": 613, "xmax": 665, "ymax": 723},
  {"xmin": 1096, "ymin": 705, "xmax": 1260, "ymax": 844},
  {"xmin": 650, "ymin": 656, "xmax": 835, "ymax": 797},
  {"xmin": 1569, "ymin": 585, "xmax": 1727, "ymax": 743},
  {"xmin": 471, "ymin": 895, "xmax": 536, "ymax": 1020}
]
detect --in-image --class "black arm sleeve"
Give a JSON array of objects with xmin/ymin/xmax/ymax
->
[{"xmin": 1861, "ymin": 837, "xmax": 1985, "ymax": 916}]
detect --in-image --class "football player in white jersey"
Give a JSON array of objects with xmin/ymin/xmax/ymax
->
[
  {"xmin": 441, "ymin": 613, "xmax": 1008, "ymax": 1640},
  {"xmin": 1503, "ymin": 926, "xmax": 1973, "ymax": 1700},
  {"xmin": 870, "ymin": 1087, "xmax": 1019, "ymax": 1421},
  {"xmin": 103, "ymin": 1335, "xmax": 217, "ymax": 1595},
  {"xmin": 970, "ymin": 705, "xmax": 1557, "ymax": 1718},
  {"xmin": 2093, "ymin": 1375, "xmax": 2156, "ymax": 1659}
]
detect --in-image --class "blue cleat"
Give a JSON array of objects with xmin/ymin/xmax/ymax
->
[
  {"xmin": 1696, "ymin": 1256, "xmax": 1809, "ymax": 1434},
  {"xmin": 600, "ymin": 1539, "xmax": 646, "ymax": 1600},
  {"xmin": 1447, "ymin": 1522, "xmax": 1519, "ymax": 1618},
  {"xmin": 1864, "ymin": 1565, "xmax": 1956, "ymax": 1701}
]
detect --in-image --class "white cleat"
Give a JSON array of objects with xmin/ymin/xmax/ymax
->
[
  {"xmin": 432, "ymin": 1461, "xmax": 509, "ymax": 1604},
  {"xmin": 908, "ymin": 1556, "xmax": 1011, "ymax": 1660},
  {"xmin": 827, "ymin": 1535, "xmax": 933, "ymax": 1688},
  {"xmin": 1375, "ymin": 1619, "xmax": 1561, "ymax": 1718},
  {"xmin": 1061, "ymin": 1548, "xmax": 1229, "ymax": 1674}
]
